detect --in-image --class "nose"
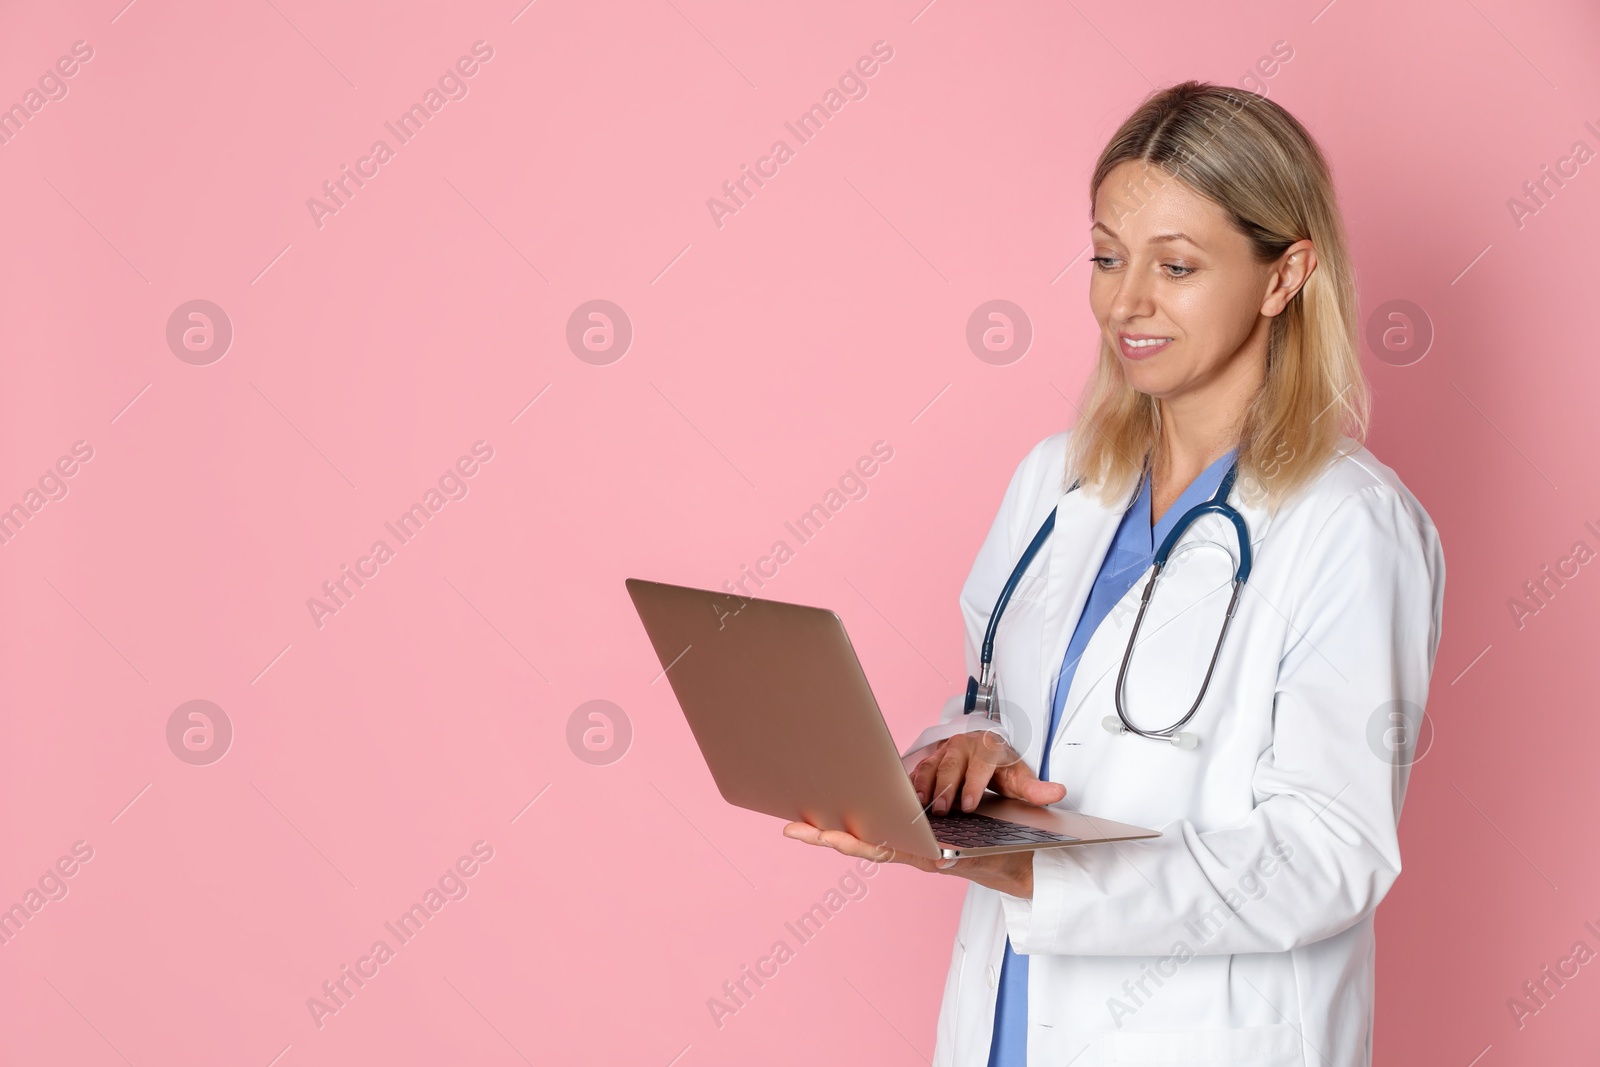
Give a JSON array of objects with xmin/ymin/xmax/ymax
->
[{"xmin": 1108, "ymin": 260, "xmax": 1157, "ymax": 326}]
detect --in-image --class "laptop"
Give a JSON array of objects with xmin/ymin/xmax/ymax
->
[{"xmin": 625, "ymin": 577, "xmax": 1161, "ymax": 861}]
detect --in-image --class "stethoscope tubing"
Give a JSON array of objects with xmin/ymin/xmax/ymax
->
[{"xmin": 966, "ymin": 460, "xmax": 1251, "ymax": 747}]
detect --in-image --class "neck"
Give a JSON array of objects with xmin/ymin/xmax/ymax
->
[{"xmin": 1151, "ymin": 331, "xmax": 1267, "ymax": 484}]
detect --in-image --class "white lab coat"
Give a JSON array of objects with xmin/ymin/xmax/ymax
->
[{"xmin": 900, "ymin": 430, "xmax": 1445, "ymax": 1067}]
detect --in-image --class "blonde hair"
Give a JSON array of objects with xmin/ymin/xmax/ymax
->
[{"xmin": 1064, "ymin": 81, "xmax": 1368, "ymax": 513}]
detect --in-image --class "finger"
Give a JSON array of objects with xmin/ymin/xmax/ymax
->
[
  {"xmin": 958, "ymin": 739, "xmax": 1001, "ymax": 813},
  {"xmin": 857, "ymin": 839, "xmax": 903, "ymax": 867},
  {"xmin": 782, "ymin": 821, "xmax": 823, "ymax": 845},
  {"xmin": 910, "ymin": 751, "xmax": 940, "ymax": 805},
  {"xmin": 865, "ymin": 839, "xmax": 949, "ymax": 874},
  {"xmin": 996, "ymin": 760, "xmax": 1067, "ymax": 804},
  {"xmin": 816, "ymin": 829, "xmax": 892, "ymax": 865},
  {"xmin": 929, "ymin": 744, "xmax": 971, "ymax": 815},
  {"xmin": 912, "ymin": 740, "xmax": 958, "ymax": 804},
  {"xmin": 1031, "ymin": 779, "xmax": 1068, "ymax": 803}
]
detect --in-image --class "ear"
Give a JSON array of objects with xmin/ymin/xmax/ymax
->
[{"xmin": 1261, "ymin": 240, "xmax": 1318, "ymax": 317}]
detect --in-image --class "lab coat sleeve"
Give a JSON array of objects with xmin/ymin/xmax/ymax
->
[
  {"xmin": 898, "ymin": 434, "xmax": 1064, "ymax": 767},
  {"xmin": 998, "ymin": 483, "xmax": 1446, "ymax": 957}
]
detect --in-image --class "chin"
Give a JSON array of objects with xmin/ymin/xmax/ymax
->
[{"xmin": 1118, "ymin": 365, "xmax": 1169, "ymax": 394}]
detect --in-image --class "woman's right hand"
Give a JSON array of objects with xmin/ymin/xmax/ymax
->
[{"xmin": 909, "ymin": 729, "xmax": 1066, "ymax": 815}]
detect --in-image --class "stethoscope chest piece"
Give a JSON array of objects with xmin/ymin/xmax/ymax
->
[{"xmin": 964, "ymin": 674, "xmax": 999, "ymax": 720}]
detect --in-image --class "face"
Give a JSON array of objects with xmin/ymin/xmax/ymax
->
[{"xmin": 1088, "ymin": 159, "xmax": 1314, "ymax": 408}]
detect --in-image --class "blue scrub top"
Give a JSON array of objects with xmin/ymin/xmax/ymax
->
[{"xmin": 987, "ymin": 448, "xmax": 1238, "ymax": 1067}]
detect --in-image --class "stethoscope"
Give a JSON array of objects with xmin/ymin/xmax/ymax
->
[{"xmin": 963, "ymin": 459, "xmax": 1252, "ymax": 749}]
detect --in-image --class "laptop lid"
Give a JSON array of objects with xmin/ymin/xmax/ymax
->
[{"xmin": 625, "ymin": 577, "xmax": 943, "ymax": 858}]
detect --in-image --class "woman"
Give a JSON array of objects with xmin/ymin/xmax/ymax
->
[{"xmin": 783, "ymin": 81, "xmax": 1445, "ymax": 1066}]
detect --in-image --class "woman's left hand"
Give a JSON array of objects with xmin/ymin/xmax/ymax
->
[{"xmin": 781, "ymin": 820, "xmax": 1034, "ymax": 898}]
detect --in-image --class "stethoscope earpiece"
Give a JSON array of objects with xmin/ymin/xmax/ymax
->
[{"xmin": 1102, "ymin": 715, "xmax": 1200, "ymax": 750}]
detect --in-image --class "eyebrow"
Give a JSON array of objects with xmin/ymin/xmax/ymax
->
[{"xmin": 1091, "ymin": 221, "xmax": 1204, "ymax": 249}]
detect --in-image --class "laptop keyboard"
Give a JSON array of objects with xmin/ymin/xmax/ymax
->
[{"xmin": 927, "ymin": 811, "xmax": 1076, "ymax": 849}]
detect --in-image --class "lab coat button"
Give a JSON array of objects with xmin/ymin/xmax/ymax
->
[{"xmin": 986, "ymin": 965, "xmax": 998, "ymax": 988}]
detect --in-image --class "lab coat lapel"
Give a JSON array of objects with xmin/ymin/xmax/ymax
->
[{"xmin": 1032, "ymin": 482, "xmax": 1124, "ymax": 770}]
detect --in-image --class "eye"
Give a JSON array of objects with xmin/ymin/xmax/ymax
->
[
  {"xmin": 1163, "ymin": 263, "xmax": 1196, "ymax": 278},
  {"xmin": 1090, "ymin": 255, "xmax": 1121, "ymax": 271}
]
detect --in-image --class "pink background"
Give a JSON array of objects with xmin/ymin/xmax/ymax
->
[{"xmin": 2, "ymin": 0, "xmax": 1598, "ymax": 1063}]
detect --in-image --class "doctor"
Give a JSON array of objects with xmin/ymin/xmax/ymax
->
[{"xmin": 783, "ymin": 80, "xmax": 1445, "ymax": 1067}]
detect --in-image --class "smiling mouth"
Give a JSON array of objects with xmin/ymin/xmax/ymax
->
[{"xmin": 1117, "ymin": 334, "xmax": 1173, "ymax": 360}]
